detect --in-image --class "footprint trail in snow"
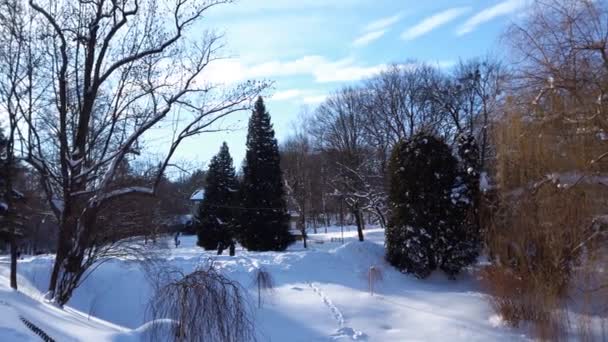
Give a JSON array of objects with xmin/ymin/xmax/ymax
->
[{"xmin": 307, "ymin": 282, "xmax": 367, "ymax": 340}]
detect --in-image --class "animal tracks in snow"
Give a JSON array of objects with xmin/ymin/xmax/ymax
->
[{"xmin": 307, "ymin": 282, "xmax": 367, "ymax": 341}]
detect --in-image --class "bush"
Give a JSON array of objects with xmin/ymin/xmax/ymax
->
[
  {"xmin": 442, "ymin": 134, "xmax": 481, "ymax": 275},
  {"xmin": 483, "ymin": 110, "xmax": 608, "ymax": 340},
  {"xmin": 386, "ymin": 133, "xmax": 477, "ymax": 278}
]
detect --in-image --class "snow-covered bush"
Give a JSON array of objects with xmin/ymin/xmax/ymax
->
[
  {"xmin": 441, "ymin": 134, "xmax": 481, "ymax": 276},
  {"xmin": 386, "ymin": 133, "xmax": 478, "ymax": 278}
]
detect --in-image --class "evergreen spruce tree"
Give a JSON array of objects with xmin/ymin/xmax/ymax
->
[
  {"xmin": 239, "ymin": 97, "xmax": 293, "ymax": 251},
  {"xmin": 385, "ymin": 134, "xmax": 458, "ymax": 278},
  {"xmin": 195, "ymin": 142, "xmax": 239, "ymax": 255},
  {"xmin": 440, "ymin": 134, "xmax": 481, "ymax": 275},
  {"xmin": 0, "ymin": 127, "xmax": 25, "ymax": 289}
]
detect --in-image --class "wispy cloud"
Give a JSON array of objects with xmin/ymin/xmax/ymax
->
[
  {"xmin": 364, "ymin": 13, "xmax": 404, "ymax": 32},
  {"xmin": 314, "ymin": 59, "xmax": 386, "ymax": 82},
  {"xmin": 270, "ymin": 89, "xmax": 328, "ymax": 104},
  {"xmin": 457, "ymin": 0, "xmax": 527, "ymax": 36},
  {"xmin": 218, "ymin": 0, "xmax": 369, "ymax": 13},
  {"xmin": 303, "ymin": 94, "xmax": 328, "ymax": 105},
  {"xmin": 271, "ymin": 89, "xmax": 305, "ymax": 101},
  {"xmin": 201, "ymin": 55, "xmax": 387, "ymax": 84},
  {"xmin": 352, "ymin": 30, "xmax": 387, "ymax": 47},
  {"xmin": 353, "ymin": 13, "xmax": 404, "ymax": 47},
  {"xmin": 401, "ymin": 7, "xmax": 470, "ymax": 41}
]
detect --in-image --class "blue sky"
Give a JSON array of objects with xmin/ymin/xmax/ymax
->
[{"xmin": 156, "ymin": 0, "xmax": 528, "ymax": 177}]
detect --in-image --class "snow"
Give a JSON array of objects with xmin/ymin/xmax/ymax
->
[
  {"xmin": 0, "ymin": 266, "xmax": 133, "ymax": 341},
  {"xmin": 0, "ymin": 227, "xmax": 531, "ymax": 341},
  {"xmin": 480, "ymin": 172, "xmax": 491, "ymax": 191}
]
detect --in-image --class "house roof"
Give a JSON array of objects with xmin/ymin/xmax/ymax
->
[{"xmin": 190, "ymin": 189, "xmax": 205, "ymax": 202}]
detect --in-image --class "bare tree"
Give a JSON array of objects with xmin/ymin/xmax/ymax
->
[
  {"xmin": 0, "ymin": 0, "xmax": 267, "ymax": 305},
  {"xmin": 282, "ymin": 119, "xmax": 314, "ymax": 247},
  {"xmin": 362, "ymin": 63, "xmax": 444, "ymax": 150},
  {"xmin": 506, "ymin": 0, "xmax": 608, "ymax": 124},
  {"xmin": 310, "ymin": 88, "xmax": 370, "ymax": 241},
  {"xmin": 430, "ymin": 58, "xmax": 506, "ymax": 169}
]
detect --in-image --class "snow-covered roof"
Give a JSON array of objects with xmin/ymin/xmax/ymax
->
[
  {"xmin": 11, "ymin": 189, "xmax": 24, "ymax": 199},
  {"xmin": 179, "ymin": 214, "xmax": 193, "ymax": 225},
  {"xmin": 190, "ymin": 189, "xmax": 205, "ymax": 202}
]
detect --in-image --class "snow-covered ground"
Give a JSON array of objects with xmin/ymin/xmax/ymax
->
[{"xmin": 0, "ymin": 227, "xmax": 531, "ymax": 341}]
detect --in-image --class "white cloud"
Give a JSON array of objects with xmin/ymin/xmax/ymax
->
[
  {"xmin": 247, "ymin": 56, "xmax": 328, "ymax": 78},
  {"xmin": 401, "ymin": 7, "xmax": 470, "ymax": 41},
  {"xmin": 303, "ymin": 95, "xmax": 328, "ymax": 104},
  {"xmin": 313, "ymin": 60, "xmax": 387, "ymax": 83},
  {"xmin": 199, "ymin": 58, "xmax": 247, "ymax": 85},
  {"xmin": 352, "ymin": 30, "xmax": 387, "ymax": 47},
  {"xmin": 457, "ymin": 0, "xmax": 527, "ymax": 36},
  {"xmin": 215, "ymin": 0, "xmax": 369, "ymax": 14},
  {"xmin": 270, "ymin": 89, "xmax": 328, "ymax": 104},
  {"xmin": 200, "ymin": 55, "xmax": 387, "ymax": 84},
  {"xmin": 271, "ymin": 89, "xmax": 304, "ymax": 101},
  {"xmin": 364, "ymin": 13, "xmax": 404, "ymax": 32},
  {"xmin": 352, "ymin": 13, "xmax": 404, "ymax": 48}
]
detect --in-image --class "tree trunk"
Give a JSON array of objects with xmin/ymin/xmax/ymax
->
[
  {"xmin": 359, "ymin": 211, "xmax": 366, "ymax": 230},
  {"xmin": 48, "ymin": 244, "xmax": 66, "ymax": 297},
  {"xmin": 10, "ymin": 236, "xmax": 17, "ymax": 290},
  {"xmin": 48, "ymin": 217, "xmax": 75, "ymax": 298},
  {"xmin": 375, "ymin": 207, "xmax": 386, "ymax": 228},
  {"xmin": 229, "ymin": 242, "xmax": 235, "ymax": 256},
  {"xmin": 52, "ymin": 209, "xmax": 99, "ymax": 306},
  {"xmin": 354, "ymin": 207, "xmax": 364, "ymax": 242},
  {"xmin": 299, "ymin": 216, "xmax": 307, "ymax": 249}
]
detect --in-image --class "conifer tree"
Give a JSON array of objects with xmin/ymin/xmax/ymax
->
[
  {"xmin": 0, "ymin": 127, "xmax": 25, "ymax": 289},
  {"xmin": 196, "ymin": 142, "xmax": 239, "ymax": 255},
  {"xmin": 385, "ymin": 134, "xmax": 458, "ymax": 278},
  {"xmin": 440, "ymin": 134, "xmax": 481, "ymax": 275},
  {"xmin": 239, "ymin": 97, "xmax": 293, "ymax": 251}
]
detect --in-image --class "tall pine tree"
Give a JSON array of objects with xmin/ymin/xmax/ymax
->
[
  {"xmin": 196, "ymin": 142, "xmax": 239, "ymax": 255},
  {"xmin": 239, "ymin": 97, "xmax": 293, "ymax": 251}
]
